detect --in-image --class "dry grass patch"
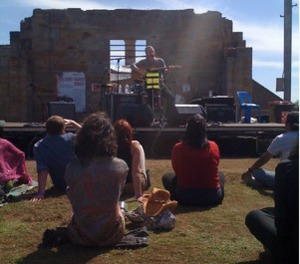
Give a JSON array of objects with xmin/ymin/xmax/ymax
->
[{"xmin": 0, "ymin": 158, "xmax": 277, "ymax": 264}]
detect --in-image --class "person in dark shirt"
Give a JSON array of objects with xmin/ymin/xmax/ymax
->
[{"xmin": 245, "ymin": 144, "xmax": 299, "ymax": 263}]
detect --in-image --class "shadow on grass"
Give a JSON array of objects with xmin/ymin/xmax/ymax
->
[
  {"xmin": 18, "ymin": 243, "xmax": 112, "ymax": 264},
  {"xmin": 237, "ymin": 258, "xmax": 273, "ymax": 264},
  {"xmin": 5, "ymin": 186, "xmax": 65, "ymax": 204},
  {"xmin": 44, "ymin": 187, "xmax": 66, "ymax": 199},
  {"xmin": 237, "ymin": 250, "xmax": 274, "ymax": 264},
  {"xmin": 174, "ymin": 204, "xmax": 218, "ymax": 214},
  {"xmin": 245, "ymin": 184, "xmax": 274, "ymax": 199}
]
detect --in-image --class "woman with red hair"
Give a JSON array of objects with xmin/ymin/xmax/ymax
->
[{"xmin": 114, "ymin": 119, "xmax": 150, "ymax": 201}]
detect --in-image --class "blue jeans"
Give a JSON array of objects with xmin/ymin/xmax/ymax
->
[
  {"xmin": 253, "ymin": 169, "xmax": 275, "ymax": 190},
  {"xmin": 162, "ymin": 172, "xmax": 225, "ymax": 206}
]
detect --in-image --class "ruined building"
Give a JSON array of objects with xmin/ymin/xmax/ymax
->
[{"xmin": 0, "ymin": 8, "xmax": 281, "ymax": 122}]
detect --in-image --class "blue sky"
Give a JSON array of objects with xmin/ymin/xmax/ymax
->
[{"xmin": 0, "ymin": 0, "xmax": 299, "ymax": 102}]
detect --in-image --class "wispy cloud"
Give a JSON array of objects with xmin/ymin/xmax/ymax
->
[
  {"xmin": 235, "ymin": 22, "xmax": 284, "ymax": 52},
  {"xmin": 13, "ymin": 0, "xmax": 113, "ymax": 10}
]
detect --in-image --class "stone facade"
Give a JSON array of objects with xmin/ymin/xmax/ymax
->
[{"xmin": 0, "ymin": 8, "xmax": 280, "ymax": 122}]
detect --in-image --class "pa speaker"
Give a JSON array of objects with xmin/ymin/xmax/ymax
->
[
  {"xmin": 48, "ymin": 102, "xmax": 76, "ymax": 119},
  {"xmin": 105, "ymin": 93, "xmax": 143, "ymax": 122},
  {"xmin": 115, "ymin": 103, "xmax": 153, "ymax": 127},
  {"xmin": 166, "ymin": 104, "xmax": 206, "ymax": 127},
  {"xmin": 205, "ymin": 104, "xmax": 235, "ymax": 123}
]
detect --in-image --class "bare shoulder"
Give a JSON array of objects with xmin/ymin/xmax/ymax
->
[
  {"xmin": 131, "ymin": 140, "xmax": 144, "ymax": 153},
  {"xmin": 131, "ymin": 140, "xmax": 142, "ymax": 149}
]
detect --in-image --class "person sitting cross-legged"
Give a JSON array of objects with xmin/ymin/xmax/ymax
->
[
  {"xmin": 65, "ymin": 112, "xmax": 129, "ymax": 247},
  {"xmin": 162, "ymin": 114, "xmax": 225, "ymax": 206},
  {"xmin": 245, "ymin": 145, "xmax": 299, "ymax": 263},
  {"xmin": 114, "ymin": 119, "xmax": 151, "ymax": 202},
  {"xmin": 241, "ymin": 111, "xmax": 299, "ymax": 190}
]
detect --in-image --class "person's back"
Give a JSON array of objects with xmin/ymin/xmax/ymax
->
[
  {"xmin": 172, "ymin": 140, "xmax": 220, "ymax": 189},
  {"xmin": 34, "ymin": 132, "xmax": 75, "ymax": 189},
  {"xmin": 65, "ymin": 156, "xmax": 127, "ymax": 246},
  {"xmin": 267, "ymin": 130, "xmax": 298, "ymax": 162},
  {"xmin": 114, "ymin": 119, "xmax": 149, "ymax": 201},
  {"xmin": 162, "ymin": 114, "xmax": 224, "ymax": 206},
  {"xmin": 31, "ymin": 116, "xmax": 81, "ymax": 202},
  {"xmin": 274, "ymin": 147, "xmax": 299, "ymax": 263},
  {"xmin": 65, "ymin": 112, "xmax": 128, "ymax": 247},
  {"xmin": 245, "ymin": 146, "xmax": 299, "ymax": 263}
]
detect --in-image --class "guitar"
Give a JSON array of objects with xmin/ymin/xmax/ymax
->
[{"xmin": 131, "ymin": 65, "xmax": 182, "ymax": 81}]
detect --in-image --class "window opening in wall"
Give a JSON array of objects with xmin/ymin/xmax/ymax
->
[
  {"xmin": 109, "ymin": 39, "xmax": 147, "ymax": 83},
  {"xmin": 110, "ymin": 39, "xmax": 128, "ymax": 83},
  {"xmin": 135, "ymin": 39, "xmax": 147, "ymax": 62}
]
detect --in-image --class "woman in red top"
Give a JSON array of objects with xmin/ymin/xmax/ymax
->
[{"xmin": 162, "ymin": 114, "xmax": 224, "ymax": 206}]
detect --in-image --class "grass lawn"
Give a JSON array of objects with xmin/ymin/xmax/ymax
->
[{"xmin": 0, "ymin": 158, "xmax": 277, "ymax": 264}]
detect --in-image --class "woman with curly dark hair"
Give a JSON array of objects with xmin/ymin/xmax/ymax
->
[
  {"xmin": 162, "ymin": 114, "xmax": 225, "ymax": 206},
  {"xmin": 64, "ymin": 112, "xmax": 128, "ymax": 247}
]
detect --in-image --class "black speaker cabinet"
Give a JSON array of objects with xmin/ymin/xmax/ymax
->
[
  {"xmin": 48, "ymin": 101, "xmax": 76, "ymax": 119},
  {"xmin": 105, "ymin": 93, "xmax": 143, "ymax": 122},
  {"xmin": 166, "ymin": 104, "xmax": 205, "ymax": 126},
  {"xmin": 192, "ymin": 96, "xmax": 235, "ymax": 107},
  {"xmin": 115, "ymin": 103, "xmax": 153, "ymax": 127},
  {"xmin": 205, "ymin": 104, "xmax": 235, "ymax": 123}
]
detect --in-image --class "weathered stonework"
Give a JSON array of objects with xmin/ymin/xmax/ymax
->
[{"xmin": 0, "ymin": 8, "xmax": 280, "ymax": 122}]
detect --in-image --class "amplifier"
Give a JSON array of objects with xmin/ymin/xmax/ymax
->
[
  {"xmin": 105, "ymin": 93, "xmax": 143, "ymax": 122},
  {"xmin": 166, "ymin": 104, "xmax": 206, "ymax": 126},
  {"xmin": 192, "ymin": 96, "xmax": 235, "ymax": 107},
  {"xmin": 48, "ymin": 101, "xmax": 76, "ymax": 119},
  {"xmin": 205, "ymin": 104, "xmax": 235, "ymax": 123},
  {"xmin": 175, "ymin": 104, "xmax": 205, "ymax": 115}
]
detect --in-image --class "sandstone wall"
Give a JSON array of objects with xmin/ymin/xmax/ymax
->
[{"xmin": 0, "ymin": 8, "xmax": 253, "ymax": 121}]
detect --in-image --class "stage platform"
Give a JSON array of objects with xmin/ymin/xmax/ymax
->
[{"xmin": 1, "ymin": 121, "xmax": 285, "ymax": 158}]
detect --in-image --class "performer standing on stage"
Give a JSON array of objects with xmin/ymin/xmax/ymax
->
[
  {"xmin": 130, "ymin": 46, "xmax": 168, "ymax": 111},
  {"xmin": 131, "ymin": 46, "xmax": 167, "ymax": 80}
]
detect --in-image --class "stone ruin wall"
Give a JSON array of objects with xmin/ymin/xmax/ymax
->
[{"xmin": 0, "ymin": 8, "xmax": 252, "ymax": 122}]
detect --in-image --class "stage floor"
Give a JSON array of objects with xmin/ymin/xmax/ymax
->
[
  {"xmin": 2, "ymin": 121, "xmax": 285, "ymax": 158},
  {"xmin": 2, "ymin": 121, "xmax": 285, "ymax": 133}
]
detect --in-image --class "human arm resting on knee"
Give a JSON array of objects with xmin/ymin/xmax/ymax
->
[{"xmin": 242, "ymin": 151, "xmax": 273, "ymax": 178}]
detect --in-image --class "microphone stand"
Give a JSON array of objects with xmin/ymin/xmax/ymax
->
[{"xmin": 117, "ymin": 58, "xmax": 121, "ymax": 87}]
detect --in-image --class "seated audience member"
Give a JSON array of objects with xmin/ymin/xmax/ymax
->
[
  {"xmin": 245, "ymin": 145, "xmax": 299, "ymax": 263},
  {"xmin": 65, "ymin": 112, "xmax": 128, "ymax": 247},
  {"xmin": 114, "ymin": 119, "xmax": 150, "ymax": 201},
  {"xmin": 0, "ymin": 138, "xmax": 33, "ymax": 192},
  {"xmin": 31, "ymin": 116, "xmax": 81, "ymax": 201},
  {"xmin": 162, "ymin": 114, "xmax": 225, "ymax": 206},
  {"xmin": 241, "ymin": 111, "xmax": 298, "ymax": 190}
]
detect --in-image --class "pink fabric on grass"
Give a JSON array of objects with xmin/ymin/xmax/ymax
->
[{"xmin": 0, "ymin": 138, "xmax": 32, "ymax": 186}]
